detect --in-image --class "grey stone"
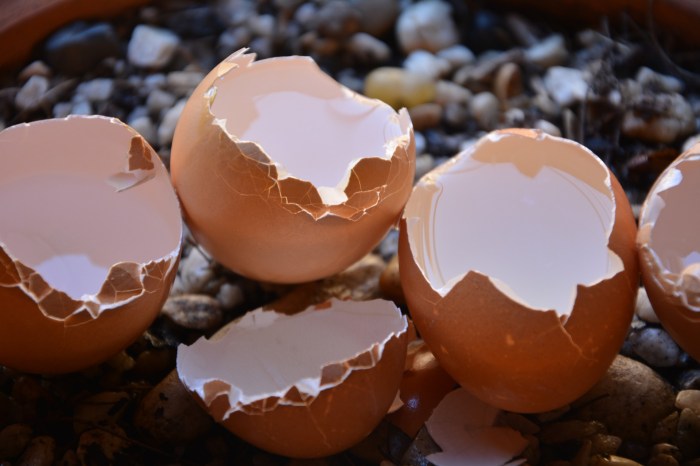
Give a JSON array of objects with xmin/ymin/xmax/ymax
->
[
  {"xmin": 43, "ymin": 22, "xmax": 120, "ymax": 75},
  {"xmin": 128, "ymin": 25, "xmax": 180, "ymax": 69},
  {"xmin": 162, "ymin": 294, "xmax": 223, "ymax": 331},
  {"xmin": 14, "ymin": 76, "xmax": 49, "ymax": 112},
  {"xmin": 630, "ymin": 327, "xmax": 681, "ymax": 367},
  {"xmin": 348, "ymin": 32, "xmax": 391, "ymax": 63},
  {"xmin": 525, "ymin": 34, "xmax": 568, "ymax": 68},
  {"xmin": 544, "ymin": 66, "xmax": 588, "ymax": 107}
]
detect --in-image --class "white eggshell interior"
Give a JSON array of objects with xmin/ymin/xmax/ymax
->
[{"xmin": 404, "ymin": 130, "xmax": 623, "ymax": 318}]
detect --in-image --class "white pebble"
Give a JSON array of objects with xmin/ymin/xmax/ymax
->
[
  {"xmin": 543, "ymin": 66, "xmax": 588, "ymax": 107},
  {"xmin": 635, "ymin": 286, "xmax": 660, "ymax": 324},
  {"xmin": 682, "ymin": 133, "xmax": 700, "ymax": 153},
  {"xmin": 158, "ymin": 99, "xmax": 187, "ymax": 147},
  {"xmin": 470, "ymin": 92, "xmax": 499, "ymax": 129},
  {"xmin": 70, "ymin": 98, "xmax": 93, "ymax": 116},
  {"xmin": 294, "ymin": 3, "xmax": 318, "ymax": 29},
  {"xmin": 167, "ymin": 71, "xmax": 205, "ymax": 97},
  {"xmin": 143, "ymin": 73, "xmax": 167, "ymax": 91},
  {"xmin": 526, "ymin": 34, "xmax": 568, "ymax": 68},
  {"xmin": 76, "ymin": 78, "xmax": 114, "ymax": 102},
  {"xmin": 504, "ymin": 107, "xmax": 525, "ymax": 126},
  {"xmin": 216, "ymin": 283, "xmax": 245, "ymax": 309},
  {"xmin": 403, "ymin": 50, "xmax": 451, "ymax": 80},
  {"xmin": 534, "ymin": 119, "xmax": 561, "ymax": 137},
  {"xmin": 414, "ymin": 131, "xmax": 427, "ymax": 155},
  {"xmin": 147, "ymin": 89, "xmax": 177, "ymax": 117},
  {"xmin": 53, "ymin": 102, "xmax": 73, "ymax": 119},
  {"xmin": 396, "ymin": 0, "xmax": 459, "ymax": 53},
  {"xmin": 622, "ymin": 93, "xmax": 695, "ymax": 143},
  {"xmin": 437, "ymin": 44, "xmax": 475, "ymax": 69},
  {"xmin": 348, "ymin": 32, "xmax": 391, "ymax": 63},
  {"xmin": 435, "ymin": 80, "xmax": 471, "ymax": 105},
  {"xmin": 15, "ymin": 75, "xmax": 49, "ymax": 111},
  {"xmin": 676, "ymin": 390, "xmax": 700, "ymax": 415},
  {"xmin": 637, "ymin": 66, "xmax": 684, "ymax": 93},
  {"xmin": 249, "ymin": 14, "xmax": 276, "ymax": 37},
  {"xmin": 631, "ymin": 327, "xmax": 681, "ymax": 367},
  {"xmin": 128, "ymin": 115, "xmax": 158, "ymax": 146},
  {"xmin": 172, "ymin": 247, "xmax": 214, "ymax": 296},
  {"xmin": 128, "ymin": 25, "xmax": 180, "ymax": 69}
]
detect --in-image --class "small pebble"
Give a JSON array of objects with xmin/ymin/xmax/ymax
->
[
  {"xmin": 351, "ymin": 0, "xmax": 399, "ymax": 37},
  {"xmin": 543, "ymin": 66, "xmax": 589, "ymax": 107},
  {"xmin": 676, "ymin": 390, "xmax": 700, "ymax": 415},
  {"xmin": 166, "ymin": 70, "xmax": 205, "ymax": 97},
  {"xmin": 622, "ymin": 93, "xmax": 695, "ymax": 143},
  {"xmin": 682, "ymin": 133, "xmax": 700, "ymax": 152},
  {"xmin": 443, "ymin": 102, "xmax": 469, "ymax": 127},
  {"xmin": 70, "ymin": 98, "xmax": 92, "ymax": 116},
  {"xmin": 526, "ymin": 34, "xmax": 568, "ymax": 68},
  {"xmin": 437, "ymin": 44, "xmax": 475, "ymax": 69},
  {"xmin": 248, "ymin": 14, "xmax": 276, "ymax": 38},
  {"xmin": 635, "ymin": 286, "xmax": 660, "ymax": 323},
  {"xmin": 347, "ymin": 32, "xmax": 391, "ymax": 63},
  {"xmin": 128, "ymin": 25, "xmax": 180, "ymax": 69},
  {"xmin": 216, "ymin": 282, "xmax": 245, "ymax": 309},
  {"xmin": 403, "ymin": 50, "xmax": 451, "ymax": 80},
  {"xmin": 675, "ymin": 408, "xmax": 700, "ymax": 458},
  {"xmin": 408, "ymin": 103, "xmax": 442, "ymax": 130},
  {"xmin": 158, "ymin": 99, "xmax": 187, "ymax": 146},
  {"xmin": 52, "ymin": 102, "xmax": 73, "ymax": 119},
  {"xmin": 17, "ymin": 436, "xmax": 55, "ymax": 466},
  {"xmin": 414, "ymin": 131, "xmax": 427, "ymax": 155},
  {"xmin": 493, "ymin": 62, "xmax": 522, "ymax": 103},
  {"xmin": 147, "ymin": 89, "xmax": 177, "ymax": 116},
  {"xmin": 504, "ymin": 107, "xmax": 526, "ymax": 126},
  {"xmin": 648, "ymin": 454, "xmax": 679, "ymax": 466},
  {"xmin": 161, "ymin": 294, "xmax": 223, "ymax": 331},
  {"xmin": 14, "ymin": 76, "xmax": 49, "ymax": 112},
  {"xmin": 470, "ymin": 91, "xmax": 500, "ymax": 129},
  {"xmin": 534, "ymin": 119, "xmax": 561, "ymax": 137},
  {"xmin": 630, "ymin": 327, "xmax": 681, "ymax": 367},
  {"xmin": 172, "ymin": 247, "xmax": 215, "ymax": 296},
  {"xmin": 651, "ymin": 443, "xmax": 682, "ymax": 462},
  {"xmin": 18, "ymin": 61, "xmax": 52, "ymax": 82},
  {"xmin": 637, "ymin": 67, "xmax": 684, "ymax": 93},
  {"xmin": 76, "ymin": 78, "xmax": 114, "ymax": 102},
  {"xmin": 0, "ymin": 424, "xmax": 33, "ymax": 459},
  {"xmin": 395, "ymin": 0, "xmax": 459, "ymax": 53},
  {"xmin": 435, "ymin": 80, "xmax": 471, "ymax": 105},
  {"xmin": 43, "ymin": 22, "xmax": 120, "ymax": 75},
  {"xmin": 678, "ymin": 369, "xmax": 700, "ymax": 390},
  {"xmin": 364, "ymin": 67, "xmax": 435, "ymax": 109}
]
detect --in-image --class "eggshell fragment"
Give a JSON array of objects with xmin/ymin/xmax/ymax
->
[
  {"xmin": 170, "ymin": 49, "xmax": 415, "ymax": 283},
  {"xmin": 425, "ymin": 388, "xmax": 528, "ymax": 466},
  {"xmin": 0, "ymin": 115, "xmax": 182, "ymax": 374},
  {"xmin": 176, "ymin": 298, "xmax": 408, "ymax": 458},
  {"xmin": 637, "ymin": 143, "xmax": 700, "ymax": 360},
  {"xmin": 400, "ymin": 128, "xmax": 638, "ymax": 413}
]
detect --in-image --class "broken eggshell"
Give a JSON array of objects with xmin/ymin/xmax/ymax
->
[
  {"xmin": 176, "ymin": 298, "xmax": 408, "ymax": 458},
  {"xmin": 399, "ymin": 128, "xmax": 639, "ymax": 413},
  {"xmin": 637, "ymin": 143, "xmax": 700, "ymax": 360},
  {"xmin": 170, "ymin": 49, "xmax": 415, "ymax": 283},
  {"xmin": 0, "ymin": 115, "xmax": 182, "ymax": 374}
]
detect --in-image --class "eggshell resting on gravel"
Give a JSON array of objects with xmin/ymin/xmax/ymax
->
[
  {"xmin": 637, "ymin": 142, "xmax": 700, "ymax": 360},
  {"xmin": 399, "ymin": 128, "xmax": 639, "ymax": 413},
  {"xmin": 170, "ymin": 49, "xmax": 415, "ymax": 283},
  {"xmin": 176, "ymin": 298, "xmax": 408, "ymax": 458},
  {"xmin": 0, "ymin": 115, "xmax": 182, "ymax": 374}
]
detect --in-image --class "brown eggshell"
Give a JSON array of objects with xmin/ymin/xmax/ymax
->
[
  {"xmin": 637, "ymin": 144, "xmax": 700, "ymax": 360},
  {"xmin": 170, "ymin": 50, "xmax": 415, "ymax": 283},
  {"xmin": 399, "ymin": 129, "xmax": 638, "ymax": 413},
  {"xmin": 176, "ymin": 298, "xmax": 408, "ymax": 458},
  {"xmin": 386, "ymin": 339, "xmax": 456, "ymax": 438},
  {"xmin": 0, "ymin": 116, "xmax": 182, "ymax": 374}
]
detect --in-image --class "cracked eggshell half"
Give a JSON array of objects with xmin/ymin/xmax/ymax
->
[
  {"xmin": 638, "ymin": 144, "xmax": 700, "ymax": 360},
  {"xmin": 399, "ymin": 129, "xmax": 638, "ymax": 413},
  {"xmin": 176, "ymin": 298, "xmax": 408, "ymax": 458},
  {"xmin": 170, "ymin": 50, "xmax": 415, "ymax": 283},
  {"xmin": 0, "ymin": 116, "xmax": 182, "ymax": 374}
]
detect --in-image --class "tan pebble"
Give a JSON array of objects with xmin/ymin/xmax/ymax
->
[
  {"xmin": 18, "ymin": 61, "xmax": 52, "ymax": 82},
  {"xmin": 0, "ymin": 424, "xmax": 33, "ymax": 459},
  {"xmin": 572, "ymin": 355, "xmax": 675, "ymax": 444},
  {"xmin": 435, "ymin": 80, "xmax": 471, "ymax": 105},
  {"xmin": 408, "ymin": 103, "xmax": 442, "ymax": 131},
  {"xmin": 469, "ymin": 91, "xmax": 499, "ymax": 129},
  {"xmin": 73, "ymin": 392, "xmax": 130, "ymax": 435},
  {"xmin": 675, "ymin": 408, "xmax": 700, "ymax": 458},
  {"xmin": 648, "ymin": 453, "xmax": 679, "ymax": 466},
  {"xmin": 379, "ymin": 254, "xmax": 404, "ymax": 305},
  {"xmin": 364, "ymin": 67, "xmax": 436, "ymax": 109},
  {"xmin": 676, "ymin": 389, "xmax": 700, "ymax": 414},
  {"xmin": 493, "ymin": 62, "xmax": 522, "ymax": 103},
  {"xmin": 534, "ymin": 119, "xmax": 561, "ymax": 137},
  {"xmin": 133, "ymin": 370, "xmax": 213, "ymax": 444},
  {"xmin": 161, "ymin": 294, "xmax": 223, "ymax": 330},
  {"xmin": 652, "ymin": 412, "xmax": 679, "ymax": 444},
  {"xmin": 16, "ymin": 436, "xmax": 55, "ymax": 466},
  {"xmin": 589, "ymin": 433, "xmax": 622, "ymax": 456},
  {"xmin": 77, "ymin": 426, "xmax": 128, "ymax": 464},
  {"xmin": 592, "ymin": 455, "xmax": 643, "ymax": 466},
  {"xmin": 651, "ymin": 443, "xmax": 682, "ymax": 461}
]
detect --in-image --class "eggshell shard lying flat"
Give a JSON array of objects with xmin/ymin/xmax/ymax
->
[
  {"xmin": 638, "ymin": 143, "xmax": 700, "ymax": 360},
  {"xmin": 170, "ymin": 49, "xmax": 415, "ymax": 283},
  {"xmin": 425, "ymin": 388, "xmax": 528, "ymax": 466},
  {"xmin": 0, "ymin": 115, "xmax": 182, "ymax": 374},
  {"xmin": 399, "ymin": 128, "xmax": 639, "ymax": 413},
  {"xmin": 176, "ymin": 298, "xmax": 408, "ymax": 458}
]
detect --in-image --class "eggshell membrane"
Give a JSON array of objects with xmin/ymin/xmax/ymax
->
[
  {"xmin": 170, "ymin": 49, "xmax": 415, "ymax": 283},
  {"xmin": 399, "ymin": 129, "xmax": 638, "ymax": 413},
  {"xmin": 176, "ymin": 298, "xmax": 408, "ymax": 458},
  {"xmin": 637, "ymin": 144, "xmax": 700, "ymax": 360},
  {"xmin": 0, "ymin": 116, "xmax": 182, "ymax": 374},
  {"xmin": 386, "ymin": 339, "xmax": 456, "ymax": 438}
]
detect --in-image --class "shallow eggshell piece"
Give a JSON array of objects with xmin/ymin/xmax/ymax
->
[
  {"xmin": 637, "ymin": 144, "xmax": 700, "ymax": 360},
  {"xmin": 0, "ymin": 116, "xmax": 182, "ymax": 374},
  {"xmin": 386, "ymin": 339, "xmax": 456, "ymax": 437},
  {"xmin": 399, "ymin": 129, "xmax": 638, "ymax": 413},
  {"xmin": 176, "ymin": 298, "xmax": 408, "ymax": 458},
  {"xmin": 170, "ymin": 50, "xmax": 415, "ymax": 283},
  {"xmin": 425, "ymin": 388, "xmax": 528, "ymax": 466}
]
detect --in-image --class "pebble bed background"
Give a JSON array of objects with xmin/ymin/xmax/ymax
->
[{"xmin": 1, "ymin": 0, "xmax": 700, "ymax": 465}]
